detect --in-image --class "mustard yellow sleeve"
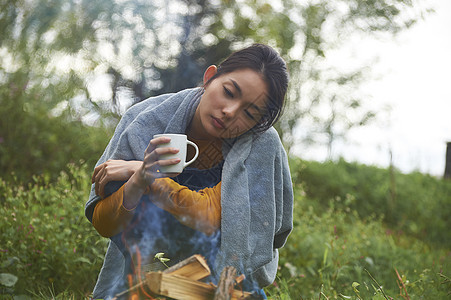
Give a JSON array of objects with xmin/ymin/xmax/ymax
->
[
  {"xmin": 150, "ymin": 178, "xmax": 221, "ymax": 236},
  {"xmin": 92, "ymin": 184, "xmax": 136, "ymax": 238}
]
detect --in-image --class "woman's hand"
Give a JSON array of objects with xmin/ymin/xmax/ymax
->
[
  {"xmin": 92, "ymin": 160, "xmax": 142, "ymax": 198},
  {"xmin": 123, "ymin": 136, "xmax": 181, "ymax": 209},
  {"xmin": 133, "ymin": 136, "xmax": 181, "ymax": 188}
]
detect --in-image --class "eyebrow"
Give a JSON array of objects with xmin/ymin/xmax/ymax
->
[
  {"xmin": 229, "ymin": 78, "xmax": 265, "ymax": 114},
  {"xmin": 230, "ymin": 79, "xmax": 242, "ymax": 96}
]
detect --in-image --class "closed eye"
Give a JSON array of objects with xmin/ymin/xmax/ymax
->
[{"xmin": 223, "ymin": 86, "xmax": 234, "ymax": 98}]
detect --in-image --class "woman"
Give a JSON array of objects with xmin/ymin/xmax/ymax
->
[{"xmin": 85, "ymin": 43, "xmax": 293, "ymax": 299}]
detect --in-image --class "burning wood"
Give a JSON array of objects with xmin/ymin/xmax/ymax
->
[
  {"xmin": 214, "ymin": 266, "xmax": 238, "ymax": 300},
  {"xmin": 146, "ymin": 272, "xmax": 215, "ymax": 299},
  {"xmin": 162, "ymin": 254, "xmax": 211, "ymax": 281},
  {"xmin": 113, "ymin": 254, "xmax": 252, "ymax": 300}
]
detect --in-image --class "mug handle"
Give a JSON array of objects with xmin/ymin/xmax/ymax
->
[{"xmin": 184, "ymin": 140, "xmax": 199, "ymax": 167}]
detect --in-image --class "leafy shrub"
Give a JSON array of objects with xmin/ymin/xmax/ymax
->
[
  {"xmin": 266, "ymin": 181, "xmax": 451, "ymax": 299},
  {"xmin": 1, "ymin": 157, "xmax": 450, "ymax": 299},
  {"xmin": 0, "ymin": 163, "xmax": 108, "ymax": 298},
  {"xmin": 0, "ymin": 86, "xmax": 112, "ymax": 184},
  {"xmin": 291, "ymin": 158, "xmax": 451, "ymax": 248}
]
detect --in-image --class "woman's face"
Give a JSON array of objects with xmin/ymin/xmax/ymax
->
[{"xmin": 190, "ymin": 67, "xmax": 268, "ymax": 140}]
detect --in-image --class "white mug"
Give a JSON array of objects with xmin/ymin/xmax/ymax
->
[{"xmin": 153, "ymin": 134, "xmax": 199, "ymax": 174}]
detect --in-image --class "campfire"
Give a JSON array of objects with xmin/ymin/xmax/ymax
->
[{"xmin": 113, "ymin": 254, "xmax": 253, "ymax": 300}]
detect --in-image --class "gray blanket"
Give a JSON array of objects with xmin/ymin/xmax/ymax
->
[{"xmin": 85, "ymin": 87, "xmax": 293, "ymax": 297}]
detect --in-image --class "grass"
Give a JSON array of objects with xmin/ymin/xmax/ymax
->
[
  {"xmin": 265, "ymin": 158, "xmax": 451, "ymax": 299},
  {"xmin": 265, "ymin": 189, "xmax": 450, "ymax": 299},
  {"xmin": 1, "ymin": 158, "xmax": 450, "ymax": 299}
]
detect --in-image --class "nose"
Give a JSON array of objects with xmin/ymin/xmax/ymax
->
[{"xmin": 222, "ymin": 102, "xmax": 240, "ymax": 119}]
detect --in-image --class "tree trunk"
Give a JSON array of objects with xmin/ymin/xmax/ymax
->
[{"xmin": 445, "ymin": 142, "xmax": 451, "ymax": 179}]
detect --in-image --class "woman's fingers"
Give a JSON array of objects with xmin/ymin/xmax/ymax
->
[
  {"xmin": 94, "ymin": 166, "xmax": 106, "ymax": 196},
  {"xmin": 144, "ymin": 147, "xmax": 180, "ymax": 169},
  {"xmin": 145, "ymin": 136, "xmax": 171, "ymax": 154},
  {"xmin": 92, "ymin": 163, "xmax": 104, "ymax": 183},
  {"xmin": 148, "ymin": 146, "xmax": 179, "ymax": 159},
  {"xmin": 92, "ymin": 160, "xmax": 143, "ymax": 197},
  {"xmin": 156, "ymin": 157, "xmax": 181, "ymax": 166}
]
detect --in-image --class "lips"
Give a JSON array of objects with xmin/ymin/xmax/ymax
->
[{"xmin": 211, "ymin": 116, "xmax": 226, "ymax": 129}]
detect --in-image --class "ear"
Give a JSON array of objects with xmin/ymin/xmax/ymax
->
[{"xmin": 203, "ymin": 65, "xmax": 218, "ymax": 85}]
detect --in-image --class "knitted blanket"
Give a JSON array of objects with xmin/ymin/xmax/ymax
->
[{"xmin": 85, "ymin": 87, "xmax": 293, "ymax": 297}]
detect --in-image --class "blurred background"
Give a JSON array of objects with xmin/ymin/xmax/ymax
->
[
  {"xmin": 1, "ymin": 1, "xmax": 450, "ymax": 298},
  {"xmin": 1, "ymin": 0, "xmax": 448, "ymax": 183},
  {"xmin": 298, "ymin": 0, "xmax": 451, "ymax": 176}
]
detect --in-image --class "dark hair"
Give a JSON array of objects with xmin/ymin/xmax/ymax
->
[{"xmin": 206, "ymin": 43, "xmax": 289, "ymax": 132}]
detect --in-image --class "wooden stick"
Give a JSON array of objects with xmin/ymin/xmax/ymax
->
[
  {"xmin": 113, "ymin": 254, "xmax": 251, "ymax": 300},
  {"xmin": 214, "ymin": 266, "xmax": 237, "ymax": 300},
  {"xmin": 113, "ymin": 254, "xmax": 210, "ymax": 298},
  {"xmin": 147, "ymin": 272, "xmax": 216, "ymax": 300},
  {"xmin": 112, "ymin": 281, "xmax": 146, "ymax": 300},
  {"xmin": 163, "ymin": 254, "xmax": 211, "ymax": 280},
  {"xmin": 235, "ymin": 274, "xmax": 245, "ymax": 285}
]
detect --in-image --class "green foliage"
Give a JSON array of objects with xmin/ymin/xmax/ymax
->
[
  {"xmin": 0, "ymin": 0, "xmax": 431, "ymax": 184},
  {"xmin": 0, "ymin": 98, "xmax": 111, "ymax": 183},
  {"xmin": 0, "ymin": 0, "xmax": 133, "ymax": 183},
  {"xmin": 0, "ymin": 164, "xmax": 108, "ymax": 298},
  {"xmin": 266, "ymin": 159, "xmax": 450, "ymax": 299},
  {"xmin": 0, "ymin": 0, "xmax": 430, "ymax": 171},
  {"xmin": 291, "ymin": 158, "xmax": 451, "ymax": 248},
  {"xmin": 0, "ymin": 1, "xmax": 441, "ymax": 298},
  {"xmin": 1, "ymin": 157, "xmax": 450, "ymax": 299}
]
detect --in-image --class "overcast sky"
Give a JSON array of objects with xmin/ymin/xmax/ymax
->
[{"xmin": 294, "ymin": 0, "xmax": 451, "ymax": 176}]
